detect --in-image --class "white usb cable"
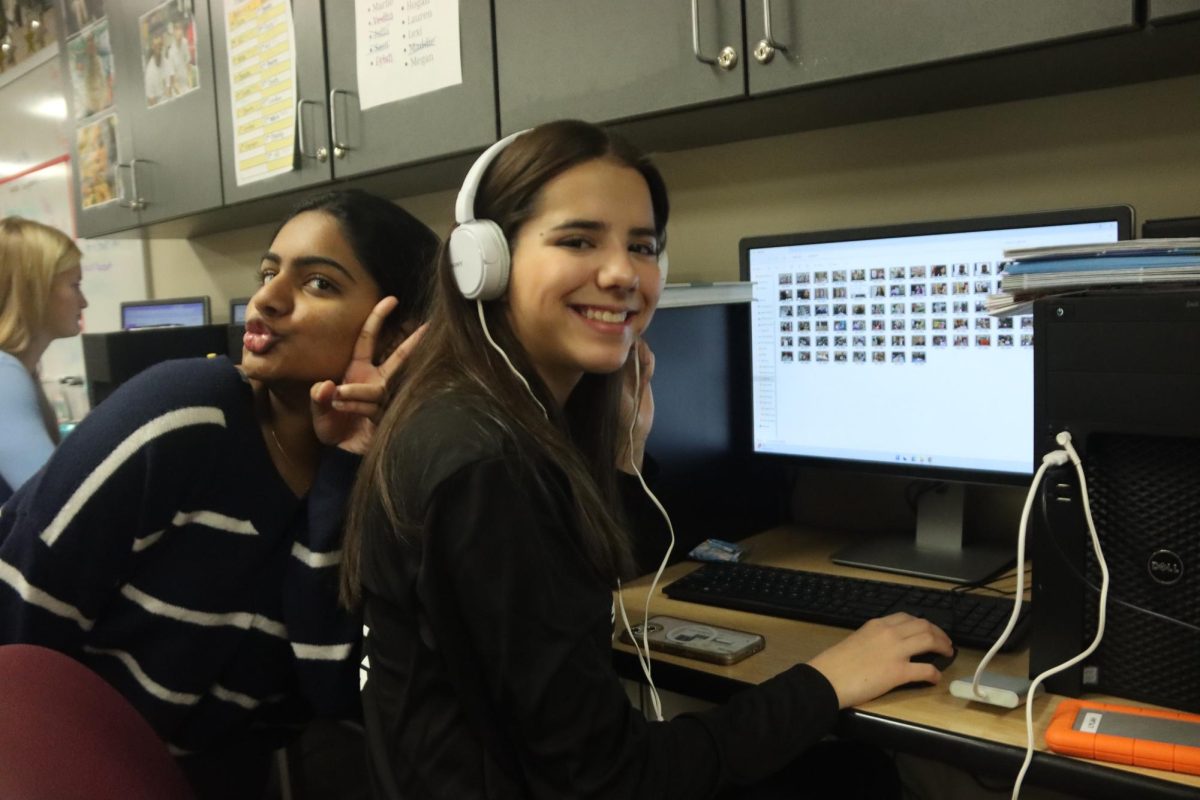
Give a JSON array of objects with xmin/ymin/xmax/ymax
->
[{"xmin": 969, "ymin": 432, "xmax": 1110, "ymax": 800}]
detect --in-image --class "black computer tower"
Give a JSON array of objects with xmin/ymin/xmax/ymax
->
[
  {"xmin": 83, "ymin": 325, "xmax": 230, "ymax": 407},
  {"xmin": 1030, "ymin": 291, "xmax": 1200, "ymax": 712}
]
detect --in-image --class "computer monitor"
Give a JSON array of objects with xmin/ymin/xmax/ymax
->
[
  {"xmin": 229, "ymin": 297, "xmax": 250, "ymax": 324},
  {"xmin": 739, "ymin": 206, "xmax": 1133, "ymax": 584},
  {"xmin": 120, "ymin": 297, "xmax": 211, "ymax": 330},
  {"xmin": 643, "ymin": 284, "xmax": 788, "ymax": 567}
]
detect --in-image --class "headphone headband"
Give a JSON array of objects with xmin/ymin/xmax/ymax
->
[{"xmin": 454, "ymin": 130, "xmax": 530, "ymax": 225}]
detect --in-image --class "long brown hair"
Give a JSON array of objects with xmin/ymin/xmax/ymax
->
[{"xmin": 341, "ymin": 120, "xmax": 670, "ymax": 606}]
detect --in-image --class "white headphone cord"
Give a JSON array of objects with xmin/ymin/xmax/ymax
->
[
  {"xmin": 970, "ymin": 432, "xmax": 1110, "ymax": 800},
  {"xmin": 615, "ymin": 347, "xmax": 676, "ymax": 722},
  {"xmin": 477, "ymin": 299, "xmax": 548, "ymax": 420},
  {"xmin": 476, "ymin": 301, "xmax": 674, "ymax": 719},
  {"xmin": 970, "ymin": 456, "xmax": 1053, "ymax": 694}
]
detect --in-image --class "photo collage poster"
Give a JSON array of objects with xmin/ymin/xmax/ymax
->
[
  {"xmin": 64, "ymin": 0, "xmax": 117, "ymax": 209},
  {"xmin": 138, "ymin": 0, "xmax": 200, "ymax": 108},
  {"xmin": 774, "ymin": 260, "xmax": 1032, "ymax": 366}
]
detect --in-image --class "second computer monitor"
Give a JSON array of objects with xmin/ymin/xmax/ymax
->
[
  {"xmin": 740, "ymin": 205, "xmax": 1133, "ymax": 583},
  {"xmin": 120, "ymin": 297, "xmax": 211, "ymax": 331},
  {"xmin": 229, "ymin": 297, "xmax": 251, "ymax": 324}
]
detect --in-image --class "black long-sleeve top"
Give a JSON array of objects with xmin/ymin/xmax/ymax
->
[{"xmin": 358, "ymin": 398, "xmax": 839, "ymax": 799}]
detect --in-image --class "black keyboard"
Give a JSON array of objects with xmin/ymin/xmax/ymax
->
[{"xmin": 664, "ymin": 562, "xmax": 1030, "ymax": 652}]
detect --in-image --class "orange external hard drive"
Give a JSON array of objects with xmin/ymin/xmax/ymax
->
[{"xmin": 1046, "ymin": 699, "xmax": 1200, "ymax": 776}]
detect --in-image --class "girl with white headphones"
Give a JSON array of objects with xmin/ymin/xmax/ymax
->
[{"xmin": 340, "ymin": 120, "xmax": 947, "ymax": 799}]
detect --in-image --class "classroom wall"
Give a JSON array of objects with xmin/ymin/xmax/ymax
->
[{"xmin": 148, "ymin": 73, "xmax": 1200, "ymax": 314}]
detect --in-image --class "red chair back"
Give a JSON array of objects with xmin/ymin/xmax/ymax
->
[{"xmin": 0, "ymin": 644, "xmax": 194, "ymax": 799}]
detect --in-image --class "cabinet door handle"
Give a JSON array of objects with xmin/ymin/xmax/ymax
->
[
  {"xmin": 116, "ymin": 160, "xmax": 146, "ymax": 210},
  {"xmin": 297, "ymin": 99, "xmax": 328, "ymax": 162},
  {"xmin": 115, "ymin": 162, "xmax": 133, "ymax": 210},
  {"xmin": 755, "ymin": 0, "xmax": 789, "ymax": 64},
  {"xmin": 129, "ymin": 158, "xmax": 149, "ymax": 209},
  {"xmin": 690, "ymin": 0, "xmax": 737, "ymax": 70},
  {"xmin": 329, "ymin": 89, "xmax": 354, "ymax": 159}
]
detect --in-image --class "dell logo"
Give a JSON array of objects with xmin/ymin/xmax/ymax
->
[{"xmin": 1147, "ymin": 550, "xmax": 1184, "ymax": 585}]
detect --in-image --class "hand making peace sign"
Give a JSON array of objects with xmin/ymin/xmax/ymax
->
[{"xmin": 310, "ymin": 295, "xmax": 427, "ymax": 455}]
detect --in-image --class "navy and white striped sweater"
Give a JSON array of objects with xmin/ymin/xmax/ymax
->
[{"xmin": 0, "ymin": 356, "xmax": 360, "ymax": 758}]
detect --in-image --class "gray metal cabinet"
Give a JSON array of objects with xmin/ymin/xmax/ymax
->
[
  {"xmin": 101, "ymin": 0, "xmax": 224, "ymax": 227},
  {"xmin": 495, "ymin": 1, "xmax": 1138, "ymax": 133},
  {"xmin": 494, "ymin": 0, "xmax": 744, "ymax": 134},
  {"xmin": 1149, "ymin": 0, "xmax": 1200, "ymax": 23},
  {"xmin": 744, "ymin": 0, "xmax": 1137, "ymax": 95},
  {"xmin": 322, "ymin": 1, "xmax": 498, "ymax": 178},
  {"xmin": 210, "ymin": 0, "xmax": 331, "ymax": 204},
  {"xmin": 60, "ymin": 1, "xmax": 141, "ymax": 237}
]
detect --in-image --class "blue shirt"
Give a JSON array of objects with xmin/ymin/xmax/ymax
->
[{"xmin": 0, "ymin": 351, "xmax": 55, "ymax": 502}]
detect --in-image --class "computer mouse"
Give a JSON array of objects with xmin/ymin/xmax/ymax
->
[
  {"xmin": 895, "ymin": 647, "xmax": 958, "ymax": 690},
  {"xmin": 911, "ymin": 647, "xmax": 957, "ymax": 672}
]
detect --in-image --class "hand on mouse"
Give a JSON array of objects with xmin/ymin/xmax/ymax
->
[{"xmin": 806, "ymin": 612, "xmax": 955, "ymax": 709}]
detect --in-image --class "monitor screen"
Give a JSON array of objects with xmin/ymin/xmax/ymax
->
[
  {"xmin": 740, "ymin": 206, "xmax": 1132, "ymax": 582},
  {"xmin": 230, "ymin": 297, "xmax": 250, "ymax": 325},
  {"xmin": 121, "ymin": 297, "xmax": 211, "ymax": 331}
]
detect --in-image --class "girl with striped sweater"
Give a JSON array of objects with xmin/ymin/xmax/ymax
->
[{"xmin": 0, "ymin": 189, "xmax": 438, "ymax": 798}]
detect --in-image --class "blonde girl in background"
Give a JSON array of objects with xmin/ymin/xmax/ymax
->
[{"xmin": 0, "ymin": 217, "xmax": 87, "ymax": 502}]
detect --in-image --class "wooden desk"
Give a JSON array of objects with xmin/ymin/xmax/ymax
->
[{"xmin": 613, "ymin": 527, "xmax": 1200, "ymax": 799}]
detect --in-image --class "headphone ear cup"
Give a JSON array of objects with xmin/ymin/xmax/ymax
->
[{"xmin": 449, "ymin": 220, "xmax": 511, "ymax": 301}]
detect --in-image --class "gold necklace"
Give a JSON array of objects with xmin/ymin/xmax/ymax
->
[{"xmin": 269, "ymin": 425, "xmax": 297, "ymax": 470}]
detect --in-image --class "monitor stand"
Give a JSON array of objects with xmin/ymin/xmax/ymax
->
[{"xmin": 830, "ymin": 483, "xmax": 1015, "ymax": 585}]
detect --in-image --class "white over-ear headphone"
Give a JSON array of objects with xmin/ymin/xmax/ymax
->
[
  {"xmin": 449, "ymin": 131, "xmax": 526, "ymax": 301},
  {"xmin": 448, "ymin": 130, "xmax": 669, "ymax": 301}
]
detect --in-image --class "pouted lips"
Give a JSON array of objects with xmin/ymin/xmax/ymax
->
[{"xmin": 243, "ymin": 319, "xmax": 277, "ymax": 355}]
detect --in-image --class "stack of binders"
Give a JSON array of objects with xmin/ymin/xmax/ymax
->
[{"xmin": 987, "ymin": 238, "xmax": 1200, "ymax": 315}]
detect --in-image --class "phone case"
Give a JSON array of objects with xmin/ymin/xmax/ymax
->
[{"xmin": 619, "ymin": 615, "xmax": 765, "ymax": 665}]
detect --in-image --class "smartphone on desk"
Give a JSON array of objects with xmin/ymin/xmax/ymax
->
[{"xmin": 620, "ymin": 615, "xmax": 765, "ymax": 665}]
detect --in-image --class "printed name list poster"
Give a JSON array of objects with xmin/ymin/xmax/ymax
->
[
  {"xmin": 225, "ymin": 0, "xmax": 297, "ymax": 186},
  {"xmin": 355, "ymin": 0, "xmax": 462, "ymax": 111}
]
